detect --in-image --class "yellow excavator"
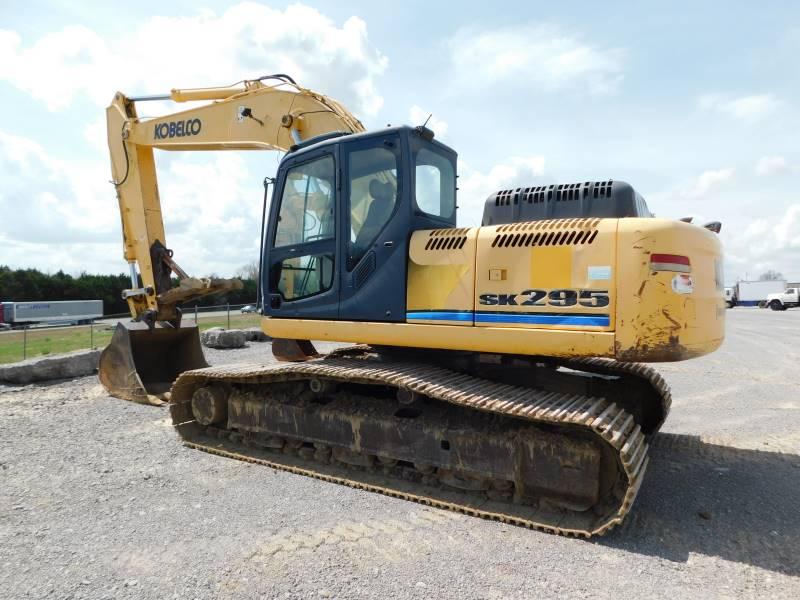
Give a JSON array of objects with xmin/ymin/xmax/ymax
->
[{"xmin": 100, "ymin": 74, "xmax": 725, "ymax": 537}]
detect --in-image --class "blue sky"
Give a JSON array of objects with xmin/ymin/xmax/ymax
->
[{"xmin": 1, "ymin": 1, "xmax": 798, "ymax": 283}]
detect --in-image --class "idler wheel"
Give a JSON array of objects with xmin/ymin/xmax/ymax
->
[
  {"xmin": 191, "ymin": 385, "xmax": 228, "ymax": 426},
  {"xmin": 309, "ymin": 378, "xmax": 336, "ymax": 396}
]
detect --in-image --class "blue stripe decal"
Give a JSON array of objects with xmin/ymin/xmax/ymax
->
[
  {"xmin": 406, "ymin": 311, "xmax": 474, "ymax": 322},
  {"xmin": 475, "ymin": 312, "xmax": 610, "ymax": 326},
  {"xmin": 406, "ymin": 311, "xmax": 609, "ymax": 327}
]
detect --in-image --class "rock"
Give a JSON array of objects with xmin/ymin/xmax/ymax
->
[
  {"xmin": 698, "ymin": 511, "xmax": 712, "ymax": 520},
  {"xmin": 200, "ymin": 327, "xmax": 246, "ymax": 349},
  {"xmin": 244, "ymin": 327, "xmax": 271, "ymax": 342},
  {"xmin": 0, "ymin": 349, "xmax": 101, "ymax": 384}
]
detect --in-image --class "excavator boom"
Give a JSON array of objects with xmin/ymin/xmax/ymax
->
[{"xmin": 101, "ymin": 75, "xmax": 365, "ymax": 403}]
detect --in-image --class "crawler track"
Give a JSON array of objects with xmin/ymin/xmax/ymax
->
[{"xmin": 170, "ymin": 353, "xmax": 668, "ymax": 537}]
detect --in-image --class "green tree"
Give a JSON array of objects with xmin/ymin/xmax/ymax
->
[{"xmin": 759, "ymin": 270, "xmax": 784, "ymax": 281}]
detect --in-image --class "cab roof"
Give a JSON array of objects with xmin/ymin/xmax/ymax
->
[{"xmin": 286, "ymin": 124, "xmax": 456, "ymax": 159}]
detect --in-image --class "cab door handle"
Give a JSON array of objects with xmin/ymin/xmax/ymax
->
[{"xmin": 384, "ymin": 241, "xmax": 394, "ymax": 247}]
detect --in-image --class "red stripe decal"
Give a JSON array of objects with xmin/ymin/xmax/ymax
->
[{"xmin": 650, "ymin": 253, "xmax": 690, "ymax": 266}]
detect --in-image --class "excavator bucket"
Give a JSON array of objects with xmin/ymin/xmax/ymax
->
[{"xmin": 98, "ymin": 322, "xmax": 208, "ymax": 406}]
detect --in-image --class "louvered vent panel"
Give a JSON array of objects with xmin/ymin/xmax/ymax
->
[
  {"xmin": 423, "ymin": 228, "xmax": 469, "ymax": 251},
  {"xmin": 353, "ymin": 251, "xmax": 376, "ymax": 289},
  {"xmin": 491, "ymin": 219, "xmax": 600, "ymax": 248}
]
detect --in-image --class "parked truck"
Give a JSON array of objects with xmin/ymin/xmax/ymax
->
[
  {"xmin": 733, "ymin": 280, "xmax": 786, "ymax": 307},
  {"xmin": 766, "ymin": 287, "xmax": 800, "ymax": 311},
  {"xmin": 724, "ymin": 287, "xmax": 736, "ymax": 308},
  {"xmin": 0, "ymin": 300, "xmax": 103, "ymax": 329}
]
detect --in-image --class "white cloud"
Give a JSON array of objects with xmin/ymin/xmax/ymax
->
[
  {"xmin": 0, "ymin": 3, "xmax": 391, "ymax": 277},
  {"xmin": 0, "ymin": 130, "xmax": 115, "ymax": 244},
  {"xmin": 83, "ymin": 115, "xmax": 107, "ymax": 153},
  {"xmin": 0, "ymin": 3, "xmax": 388, "ymax": 117},
  {"xmin": 684, "ymin": 168, "xmax": 735, "ymax": 199},
  {"xmin": 0, "ymin": 129, "xmax": 262, "ymax": 276},
  {"xmin": 456, "ymin": 156, "xmax": 546, "ymax": 226},
  {"xmin": 645, "ymin": 168, "xmax": 735, "ymax": 225},
  {"xmin": 646, "ymin": 166, "xmax": 799, "ymax": 280},
  {"xmin": 723, "ymin": 204, "xmax": 800, "ymax": 281},
  {"xmin": 755, "ymin": 155, "xmax": 789, "ymax": 176},
  {"xmin": 156, "ymin": 153, "xmax": 263, "ymax": 276},
  {"xmin": 698, "ymin": 93, "xmax": 780, "ymax": 122},
  {"xmin": 449, "ymin": 24, "xmax": 625, "ymax": 94},
  {"xmin": 408, "ymin": 105, "xmax": 448, "ymax": 137}
]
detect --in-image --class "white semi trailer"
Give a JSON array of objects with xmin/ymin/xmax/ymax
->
[{"xmin": 0, "ymin": 300, "xmax": 103, "ymax": 328}]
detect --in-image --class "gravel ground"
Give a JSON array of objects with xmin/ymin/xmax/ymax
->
[{"xmin": 1, "ymin": 309, "xmax": 798, "ymax": 599}]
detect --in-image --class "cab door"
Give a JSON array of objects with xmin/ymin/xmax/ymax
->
[
  {"xmin": 264, "ymin": 150, "xmax": 340, "ymax": 319},
  {"xmin": 337, "ymin": 134, "xmax": 408, "ymax": 322}
]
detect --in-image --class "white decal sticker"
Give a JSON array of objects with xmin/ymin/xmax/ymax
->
[
  {"xmin": 672, "ymin": 274, "xmax": 694, "ymax": 294},
  {"xmin": 588, "ymin": 266, "xmax": 612, "ymax": 281}
]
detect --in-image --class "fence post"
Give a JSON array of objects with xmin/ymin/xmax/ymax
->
[
  {"xmin": 227, "ymin": 304, "xmax": 230, "ymax": 329},
  {"xmin": 23, "ymin": 326, "xmax": 27, "ymax": 360},
  {"xmin": 90, "ymin": 322, "xmax": 94, "ymax": 349},
  {"xmin": 195, "ymin": 305, "xmax": 198, "ymax": 323}
]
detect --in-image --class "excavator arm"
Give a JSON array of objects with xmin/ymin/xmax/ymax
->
[
  {"xmin": 106, "ymin": 74, "xmax": 364, "ymax": 324},
  {"xmin": 101, "ymin": 75, "xmax": 364, "ymax": 404}
]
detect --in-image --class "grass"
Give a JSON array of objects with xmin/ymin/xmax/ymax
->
[
  {"xmin": 0, "ymin": 313, "xmax": 264, "ymax": 364},
  {"xmin": 0, "ymin": 325, "xmax": 114, "ymax": 364},
  {"xmin": 190, "ymin": 313, "xmax": 262, "ymax": 331}
]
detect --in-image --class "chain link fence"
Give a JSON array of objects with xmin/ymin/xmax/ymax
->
[{"xmin": 0, "ymin": 303, "xmax": 261, "ymax": 365}]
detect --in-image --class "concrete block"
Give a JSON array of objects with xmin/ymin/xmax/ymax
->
[
  {"xmin": 200, "ymin": 327, "xmax": 246, "ymax": 349},
  {"xmin": 0, "ymin": 349, "xmax": 101, "ymax": 384}
]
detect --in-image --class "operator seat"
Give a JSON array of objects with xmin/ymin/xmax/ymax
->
[{"xmin": 352, "ymin": 179, "xmax": 395, "ymax": 264}]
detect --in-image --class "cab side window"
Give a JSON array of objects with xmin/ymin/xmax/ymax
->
[
  {"xmin": 415, "ymin": 147, "xmax": 455, "ymax": 220},
  {"xmin": 347, "ymin": 143, "xmax": 399, "ymax": 270}
]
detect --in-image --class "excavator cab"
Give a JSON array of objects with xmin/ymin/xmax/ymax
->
[
  {"xmin": 263, "ymin": 125, "xmax": 456, "ymax": 324},
  {"xmin": 99, "ymin": 115, "xmax": 454, "ymax": 402}
]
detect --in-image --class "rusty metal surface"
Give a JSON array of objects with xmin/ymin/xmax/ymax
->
[
  {"xmin": 272, "ymin": 338, "xmax": 319, "ymax": 362},
  {"xmin": 169, "ymin": 353, "xmax": 665, "ymax": 537},
  {"xmin": 226, "ymin": 384, "xmax": 605, "ymax": 509},
  {"xmin": 156, "ymin": 277, "xmax": 243, "ymax": 314}
]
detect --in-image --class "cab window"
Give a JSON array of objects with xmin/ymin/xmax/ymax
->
[
  {"xmin": 277, "ymin": 254, "xmax": 334, "ymax": 301},
  {"xmin": 273, "ymin": 155, "xmax": 336, "ymax": 301},
  {"xmin": 347, "ymin": 143, "xmax": 399, "ymax": 269},
  {"xmin": 415, "ymin": 147, "xmax": 455, "ymax": 219},
  {"xmin": 274, "ymin": 155, "xmax": 335, "ymax": 247}
]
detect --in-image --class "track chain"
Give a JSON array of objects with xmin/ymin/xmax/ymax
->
[
  {"xmin": 171, "ymin": 355, "xmax": 660, "ymax": 537},
  {"xmin": 560, "ymin": 356, "xmax": 672, "ymax": 416}
]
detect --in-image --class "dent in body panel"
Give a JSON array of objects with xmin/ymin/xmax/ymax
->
[{"xmin": 615, "ymin": 219, "xmax": 724, "ymax": 362}]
